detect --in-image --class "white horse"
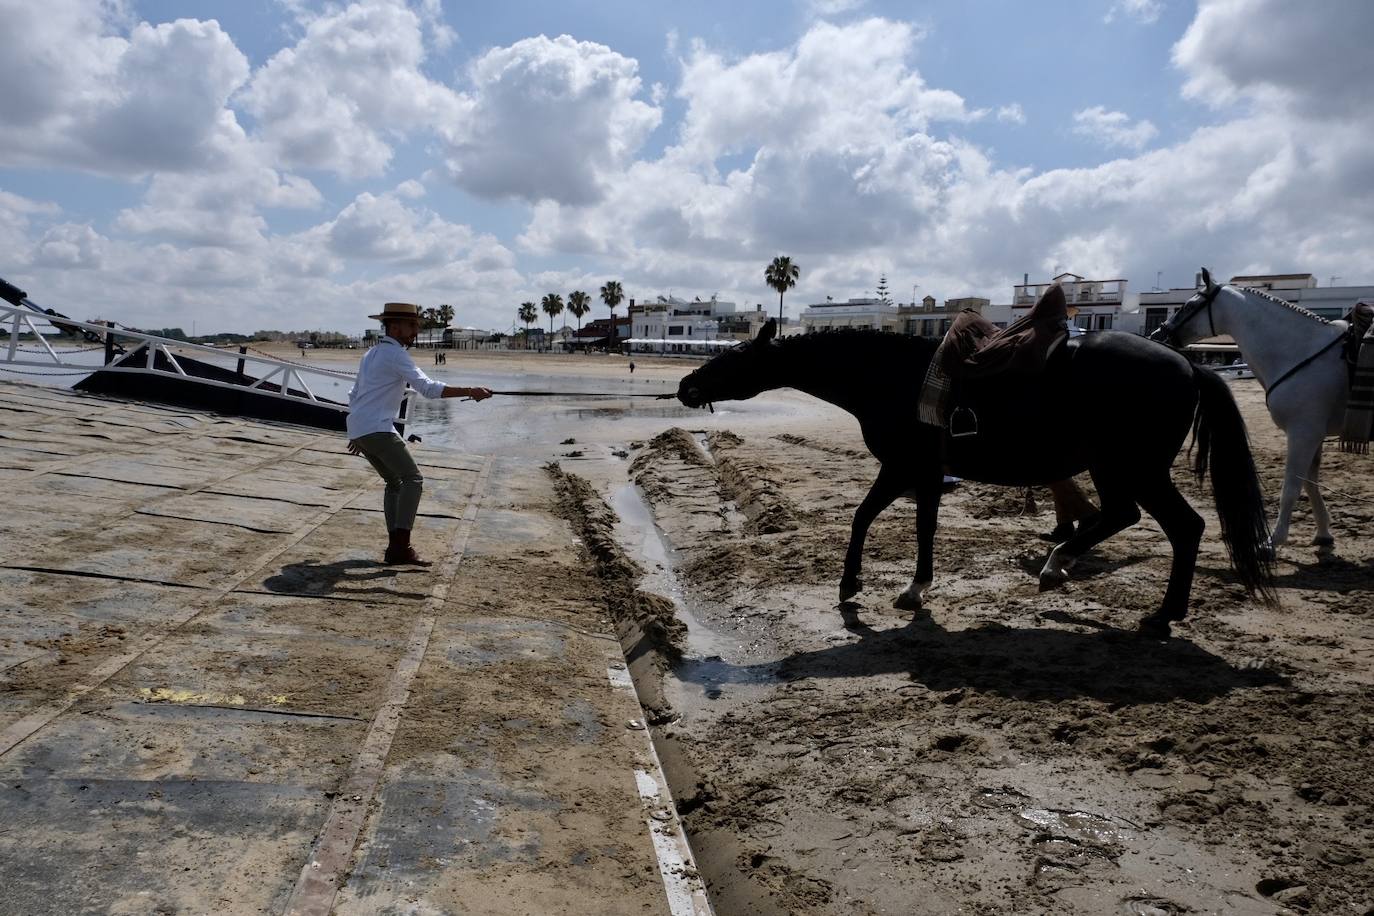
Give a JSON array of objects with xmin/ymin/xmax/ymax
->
[{"xmin": 1150, "ymin": 268, "xmax": 1353, "ymax": 557}]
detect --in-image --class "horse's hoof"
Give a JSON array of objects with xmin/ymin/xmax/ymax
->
[
  {"xmin": 1258, "ymin": 541, "xmax": 1277, "ymax": 562},
  {"xmin": 1138, "ymin": 617, "xmax": 1172, "ymax": 639},
  {"xmin": 838, "ymin": 578, "xmax": 862, "ymax": 602},
  {"xmin": 1312, "ymin": 536, "xmax": 1335, "ymax": 557},
  {"xmin": 892, "ymin": 591, "xmax": 923, "ymax": 612},
  {"xmin": 1038, "ymin": 570, "xmax": 1067, "ymax": 592}
]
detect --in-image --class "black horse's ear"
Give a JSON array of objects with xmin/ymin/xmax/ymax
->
[
  {"xmin": 757, "ymin": 318, "xmax": 777, "ymax": 345},
  {"xmin": 1200, "ymin": 267, "xmax": 1217, "ymax": 291}
]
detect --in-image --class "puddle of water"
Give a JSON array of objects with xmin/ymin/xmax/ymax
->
[
  {"xmin": 1014, "ymin": 807, "xmax": 1132, "ymax": 845},
  {"xmin": 608, "ymin": 480, "xmax": 775, "ymax": 707}
]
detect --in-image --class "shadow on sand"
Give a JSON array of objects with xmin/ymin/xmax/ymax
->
[
  {"xmin": 676, "ymin": 603, "xmax": 1283, "ymax": 706},
  {"xmin": 262, "ymin": 559, "xmax": 429, "ymax": 600}
]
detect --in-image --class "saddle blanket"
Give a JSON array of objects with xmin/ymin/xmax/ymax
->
[{"xmin": 1340, "ymin": 301, "xmax": 1374, "ymax": 453}]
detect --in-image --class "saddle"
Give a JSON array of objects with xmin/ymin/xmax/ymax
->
[{"xmin": 918, "ymin": 283, "xmax": 1073, "ymax": 436}]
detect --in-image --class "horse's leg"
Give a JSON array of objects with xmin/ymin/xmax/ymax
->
[
  {"xmin": 894, "ymin": 476, "xmax": 941, "ymax": 612},
  {"xmin": 1039, "ymin": 468, "xmax": 1140, "ymax": 591},
  {"xmin": 1133, "ymin": 475, "xmax": 1205, "ymax": 638},
  {"xmin": 839, "ymin": 466, "xmax": 906, "ymax": 602},
  {"xmin": 1303, "ymin": 443, "xmax": 1334, "ymax": 556},
  {"xmin": 1269, "ymin": 428, "xmax": 1322, "ymax": 556}
]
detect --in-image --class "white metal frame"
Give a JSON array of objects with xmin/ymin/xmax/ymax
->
[{"xmin": 1, "ymin": 300, "xmax": 358, "ymax": 419}]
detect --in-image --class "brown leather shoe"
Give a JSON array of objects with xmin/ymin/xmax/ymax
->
[{"xmin": 384, "ymin": 529, "xmax": 425, "ymax": 565}]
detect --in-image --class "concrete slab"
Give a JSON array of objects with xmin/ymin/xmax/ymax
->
[{"xmin": 0, "ymin": 381, "xmax": 685, "ymax": 916}]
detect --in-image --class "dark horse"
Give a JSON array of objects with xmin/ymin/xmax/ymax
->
[{"xmin": 676, "ymin": 320, "xmax": 1274, "ymax": 637}]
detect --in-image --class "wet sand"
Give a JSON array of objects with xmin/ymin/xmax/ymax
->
[{"xmin": 4, "ymin": 342, "xmax": 1372, "ymax": 914}]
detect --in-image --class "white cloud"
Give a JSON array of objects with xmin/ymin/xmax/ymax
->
[
  {"xmin": 32, "ymin": 223, "xmax": 109, "ymax": 269},
  {"xmin": 808, "ymin": 0, "xmax": 866, "ymax": 15},
  {"xmin": 996, "ymin": 103, "xmax": 1026, "ymax": 125},
  {"xmin": 241, "ymin": 0, "xmax": 465, "ymax": 178},
  {"xmin": 1173, "ymin": 0, "xmax": 1374, "ymax": 119},
  {"xmin": 438, "ymin": 34, "xmax": 661, "ymax": 205},
  {"xmin": 324, "ymin": 191, "xmax": 485, "ymax": 267},
  {"xmin": 116, "ymin": 166, "xmax": 321, "ymax": 248},
  {"xmin": 1072, "ymin": 106, "xmax": 1158, "ymax": 151},
  {"xmin": 0, "ymin": 3, "xmax": 253, "ymax": 175},
  {"xmin": 1105, "ymin": 0, "xmax": 1162, "ymax": 24}
]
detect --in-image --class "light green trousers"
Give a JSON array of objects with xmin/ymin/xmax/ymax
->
[{"xmin": 354, "ymin": 432, "xmax": 423, "ymax": 531}]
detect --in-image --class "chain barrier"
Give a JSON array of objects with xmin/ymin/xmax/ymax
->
[
  {"xmin": 9, "ymin": 344, "xmax": 108, "ymax": 354},
  {"xmin": 0, "ymin": 366, "xmax": 95, "ymax": 377}
]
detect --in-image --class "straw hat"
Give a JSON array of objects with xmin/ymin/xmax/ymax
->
[{"xmin": 369, "ymin": 302, "xmax": 422, "ymax": 322}]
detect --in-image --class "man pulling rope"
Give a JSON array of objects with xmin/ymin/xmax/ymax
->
[{"xmin": 347, "ymin": 302, "xmax": 492, "ymax": 565}]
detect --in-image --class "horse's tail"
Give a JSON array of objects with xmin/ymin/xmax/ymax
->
[{"xmin": 1191, "ymin": 365, "xmax": 1277, "ymax": 603}]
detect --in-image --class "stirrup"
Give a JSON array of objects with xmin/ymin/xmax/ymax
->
[{"xmin": 949, "ymin": 407, "xmax": 979, "ymax": 438}]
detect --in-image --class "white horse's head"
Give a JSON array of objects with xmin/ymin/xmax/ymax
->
[{"xmin": 1148, "ymin": 267, "xmax": 1224, "ymax": 346}]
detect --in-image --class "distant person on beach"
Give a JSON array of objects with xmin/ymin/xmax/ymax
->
[
  {"xmin": 347, "ymin": 302, "xmax": 492, "ymax": 565},
  {"xmin": 629, "ymin": 360, "xmax": 635, "ymax": 374}
]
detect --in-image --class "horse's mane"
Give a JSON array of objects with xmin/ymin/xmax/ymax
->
[
  {"xmin": 775, "ymin": 327, "xmax": 940, "ymax": 359},
  {"xmin": 1235, "ymin": 285, "xmax": 1331, "ymax": 325}
]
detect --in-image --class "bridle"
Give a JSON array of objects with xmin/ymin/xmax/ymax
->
[{"xmin": 1150, "ymin": 283, "xmax": 1220, "ymax": 345}]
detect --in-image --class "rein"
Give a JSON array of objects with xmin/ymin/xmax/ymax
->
[{"xmin": 1263, "ymin": 333, "xmax": 1348, "ymax": 404}]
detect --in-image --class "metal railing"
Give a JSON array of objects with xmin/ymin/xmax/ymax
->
[{"xmin": 0, "ymin": 297, "xmax": 359, "ymax": 424}]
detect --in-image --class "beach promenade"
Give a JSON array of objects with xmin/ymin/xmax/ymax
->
[{"xmin": 0, "ymin": 379, "xmax": 703, "ymax": 915}]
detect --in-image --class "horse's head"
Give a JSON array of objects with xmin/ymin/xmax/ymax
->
[
  {"xmin": 677, "ymin": 318, "xmax": 778, "ymax": 408},
  {"xmin": 1149, "ymin": 267, "xmax": 1223, "ymax": 346}
]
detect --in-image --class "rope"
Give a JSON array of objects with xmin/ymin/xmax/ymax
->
[{"xmin": 487, "ymin": 389, "xmax": 670, "ymax": 398}]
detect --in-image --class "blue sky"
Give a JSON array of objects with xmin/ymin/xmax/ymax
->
[{"xmin": 2, "ymin": 0, "xmax": 1371, "ymax": 334}]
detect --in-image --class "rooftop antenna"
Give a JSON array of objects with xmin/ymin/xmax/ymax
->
[
  {"xmin": 1329, "ymin": 276, "xmax": 1341, "ymax": 287},
  {"xmin": 1155, "ymin": 270, "xmax": 1162, "ymax": 292}
]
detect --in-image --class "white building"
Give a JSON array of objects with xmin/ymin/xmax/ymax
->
[
  {"xmin": 627, "ymin": 295, "xmax": 725, "ymax": 354},
  {"xmin": 799, "ymin": 297, "xmax": 902, "ymax": 333},
  {"xmin": 1011, "ymin": 272, "xmax": 1126, "ymax": 331}
]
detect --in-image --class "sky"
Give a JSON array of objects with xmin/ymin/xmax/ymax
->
[{"xmin": 2, "ymin": 0, "xmax": 1372, "ymax": 336}]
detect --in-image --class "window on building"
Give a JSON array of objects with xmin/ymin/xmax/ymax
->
[
  {"xmin": 668, "ymin": 326, "xmax": 684, "ymax": 336},
  {"xmin": 1143, "ymin": 307, "xmax": 1169, "ymax": 335},
  {"xmin": 939, "ymin": 318, "xmax": 952, "ymax": 335},
  {"xmin": 1096, "ymin": 314, "xmax": 1113, "ymax": 330}
]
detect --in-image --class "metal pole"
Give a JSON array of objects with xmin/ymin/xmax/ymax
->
[{"xmin": 236, "ymin": 346, "xmax": 247, "ymax": 381}]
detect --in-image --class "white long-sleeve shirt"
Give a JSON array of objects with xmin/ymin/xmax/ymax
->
[{"xmin": 346, "ymin": 337, "xmax": 446, "ymax": 438}]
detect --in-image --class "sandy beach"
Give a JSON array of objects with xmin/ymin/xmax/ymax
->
[{"xmin": 3, "ymin": 343, "xmax": 1372, "ymax": 914}]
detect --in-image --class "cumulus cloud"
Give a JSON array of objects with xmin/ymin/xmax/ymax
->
[
  {"xmin": 241, "ymin": 0, "xmax": 465, "ymax": 178},
  {"xmin": 324, "ymin": 191, "xmax": 484, "ymax": 266},
  {"xmin": 116, "ymin": 166, "xmax": 321, "ymax": 248},
  {"xmin": 1071, "ymin": 106, "xmax": 1158, "ymax": 151},
  {"xmin": 522, "ymin": 18, "xmax": 987, "ymax": 271},
  {"xmin": 438, "ymin": 34, "xmax": 660, "ymax": 205},
  {"xmin": 5, "ymin": 3, "xmax": 1374, "ymax": 336},
  {"xmin": 1173, "ymin": 0, "xmax": 1374, "ymax": 119},
  {"xmin": 995, "ymin": 103, "xmax": 1026, "ymax": 125},
  {"xmin": 0, "ymin": 2, "xmax": 253, "ymax": 175},
  {"xmin": 1105, "ymin": 0, "xmax": 1162, "ymax": 24},
  {"xmin": 32, "ymin": 223, "xmax": 109, "ymax": 269}
]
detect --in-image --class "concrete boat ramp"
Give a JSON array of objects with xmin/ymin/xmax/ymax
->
[{"xmin": 0, "ymin": 381, "xmax": 708, "ymax": 916}]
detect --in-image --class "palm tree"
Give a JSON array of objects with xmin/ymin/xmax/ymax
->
[
  {"xmin": 541, "ymin": 293, "xmax": 564, "ymax": 348},
  {"xmin": 567, "ymin": 290, "xmax": 591, "ymax": 341},
  {"xmin": 600, "ymin": 280, "xmax": 624, "ymax": 347},
  {"xmin": 765, "ymin": 256, "xmax": 800, "ymax": 326},
  {"xmin": 422, "ymin": 307, "xmax": 440, "ymax": 329},
  {"xmin": 437, "ymin": 303, "xmax": 455, "ymax": 327},
  {"xmin": 518, "ymin": 301, "xmax": 537, "ymax": 349}
]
